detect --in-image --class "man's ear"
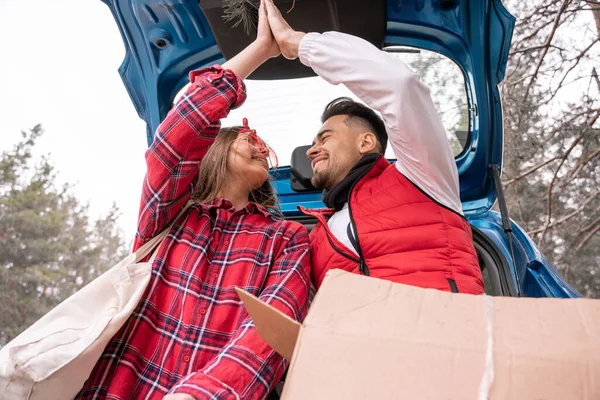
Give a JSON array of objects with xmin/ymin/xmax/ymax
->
[{"xmin": 358, "ymin": 132, "xmax": 378, "ymax": 155}]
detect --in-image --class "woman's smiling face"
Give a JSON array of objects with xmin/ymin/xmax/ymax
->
[{"xmin": 227, "ymin": 130, "xmax": 275, "ymax": 190}]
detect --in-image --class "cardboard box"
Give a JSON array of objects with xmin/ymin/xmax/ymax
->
[{"xmin": 236, "ymin": 270, "xmax": 600, "ymax": 399}]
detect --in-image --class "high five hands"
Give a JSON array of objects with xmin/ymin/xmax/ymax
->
[
  {"xmin": 263, "ymin": 0, "xmax": 306, "ymax": 60},
  {"xmin": 247, "ymin": 0, "xmax": 306, "ymax": 62},
  {"xmin": 220, "ymin": 0, "xmax": 307, "ymax": 79}
]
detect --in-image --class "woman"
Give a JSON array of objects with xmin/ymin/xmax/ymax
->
[{"xmin": 76, "ymin": 2, "xmax": 310, "ymax": 399}]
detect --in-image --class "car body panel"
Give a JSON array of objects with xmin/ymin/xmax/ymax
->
[{"xmin": 468, "ymin": 212, "xmax": 581, "ymax": 298}]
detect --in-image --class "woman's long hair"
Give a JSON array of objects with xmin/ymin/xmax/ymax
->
[{"xmin": 191, "ymin": 126, "xmax": 280, "ymax": 213}]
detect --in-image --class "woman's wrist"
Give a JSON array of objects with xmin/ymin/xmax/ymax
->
[{"xmin": 249, "ymin": 38, "xmax": 278, "ymax": 61}]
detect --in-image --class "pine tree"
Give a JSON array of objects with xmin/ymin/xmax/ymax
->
[{"xmin": 0, "ymin": 126, "xmax": 129, "ymax": 345}]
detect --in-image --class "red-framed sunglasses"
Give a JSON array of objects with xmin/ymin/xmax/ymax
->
[{"xmin": 239, "ymin": 118, "xmax": 278, "ymax": 169}]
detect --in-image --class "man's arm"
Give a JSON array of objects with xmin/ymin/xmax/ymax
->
[
  {"xmin": 265, "ymin": 0, "xmax": 462, "ymax": 214},
  {"xmin": 167, "ymin": 227, "xmax": 311, "ymax": 400}
]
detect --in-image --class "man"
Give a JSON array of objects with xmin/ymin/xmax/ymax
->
[{"xmin": 266, "ymin": 0, "xmax": 484, "ymax": 294}]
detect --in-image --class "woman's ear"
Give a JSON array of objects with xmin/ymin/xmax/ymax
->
[{"xmin": 359, "ymin": 132, "xmax": 378, "ymax": 155}]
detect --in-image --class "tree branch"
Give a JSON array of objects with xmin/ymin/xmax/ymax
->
[
  {"xmin": 503, "ymin": 155, "xmax": 562, "ymax": 186},
  {"xmin": 527, "ymin": 190, "xmax": 600, "ymax": 234},
  {"xmin": 565, "ymin": 211, "xmax": 600, "ymax": 280},
  {"xmin": 560, "ymin": 147, "xmax": 600, "ymax": 187},
  {"xmin": 593, "ymin": 67, "xmax": 600, "ymax": 92},
  {"xmin": 516, "ymin": 19, "xmax": 555, "ymax": 44},
  {"xmin": 574, "ymin": 223, "xmax": 600, "ymax": 253},
  {"xmin": 587, "ymin": 1, "xmax": 600, "ymax": 37},
  {"xmin": 549, "ymin": 38, "xmax": 600, "ymax": 99},
  {"xmin": 524, "ymin": 0, "xmax": 570, "ymax": 101},
  {"xmin": 547, "ymin": 107, "xmax": 600, "ymax": 140},
  {"xmin": 537, "ymin": 135, "xmax": 584, "ymax": 248},
  {"xmin": 579, "ymin": 210, "xmax": 600, "ymax": 234},
  {"xmin": 516, "ymin": 2, "xmax": 557, "ymax": 24},
  {"xmin": 588, "ymin": 111, "xmax": 600, "ymax": 126}
]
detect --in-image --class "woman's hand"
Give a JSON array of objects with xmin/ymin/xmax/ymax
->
[
  {"xmin": 222, "ymin": 0, "xmax": 280, "ymax": 78},
  {"xmin": 254, "ymin": 0, "xmax": 280, "ymax": 60}
]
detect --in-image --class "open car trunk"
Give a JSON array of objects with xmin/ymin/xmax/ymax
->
[{"xmin": 102, "ymin": 0, "xmax": 580, "ymax": 298}]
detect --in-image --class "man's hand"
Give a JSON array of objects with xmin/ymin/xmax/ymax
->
[
  {"xmin": 255, "ymin": 0, "xmax": 280, "ymax": 60},
  {"xmin": 264, "ymin": 0, "xmax": 306, "ymax": 60},
  {"xmin": 164, "ymin": 394, "xmax": 195, "ymax": 400}
]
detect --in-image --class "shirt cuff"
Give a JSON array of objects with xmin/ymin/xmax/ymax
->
[
  {"xmin": 298, "ymin": 32, "xmax": 321, "ymax": 68},
  {"xmin": 188, "ymin": 65, "xmax": 247, "ymax": 109}
]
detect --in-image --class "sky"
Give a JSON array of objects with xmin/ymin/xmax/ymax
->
[{"xmin": 1, "ymin": 0, "xmax": 151, "ymax": 243}]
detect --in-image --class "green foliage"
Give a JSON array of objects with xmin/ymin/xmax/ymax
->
[
  {"xmin": 222, "ymin": 0, "xmax": 259, "ymax": 35},
  {"xmin": 0, "ymin": 126, "xmax": 129, "ymax": 345}
]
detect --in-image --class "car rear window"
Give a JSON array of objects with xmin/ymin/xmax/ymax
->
[{"xmin": 174, "ymin": 47, "xmax": 469, "ymax": 166}]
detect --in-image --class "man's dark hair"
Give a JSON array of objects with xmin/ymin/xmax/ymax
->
[{"xmin": 321, "ymin": 97, "xmax": 388, "ymax": 154}]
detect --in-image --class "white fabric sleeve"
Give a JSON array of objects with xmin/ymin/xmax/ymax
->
[{"xmin": 299, "ymin": 32, "xmax": 463, "ymax": 214}]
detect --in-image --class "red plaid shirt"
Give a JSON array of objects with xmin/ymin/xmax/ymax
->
[{"xmin": 76, "ymin": 66, "xmax": 311, "ymax": 400}]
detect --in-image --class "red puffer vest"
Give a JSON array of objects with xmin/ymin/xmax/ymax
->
[{"xmin": 300, "ymin": 156, "xmax": 484, "ymax": 294}]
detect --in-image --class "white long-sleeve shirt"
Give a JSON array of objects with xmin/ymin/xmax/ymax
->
[{"xmin": 298, "ymin": 32, "xmax": 463, "ymax": 253}]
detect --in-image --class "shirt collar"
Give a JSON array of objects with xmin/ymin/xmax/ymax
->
[{"xmin": 207, "ymin": 198, "xmax": 277, "ymax": 219}]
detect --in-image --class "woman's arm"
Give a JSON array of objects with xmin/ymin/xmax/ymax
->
[
  {"xmin": 134, "ymin": 0, "xmax": 279, "ymax": 251},
  {"xmin": 134, "ymin": 67, "xmax": 245, "ymax": 251},
  {"xmin": 222, "ymin": 0, "xmax": 279, "ymax": 79}
]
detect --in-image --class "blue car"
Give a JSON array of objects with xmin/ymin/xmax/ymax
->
[{"xmin": 102, "ymin": 0, "xmax": 579, "ymax": 298}]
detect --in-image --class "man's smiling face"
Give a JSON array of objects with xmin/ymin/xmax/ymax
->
[{"xmin": 306, "ymin": 115, "xmax": 364, "ymax": 190}]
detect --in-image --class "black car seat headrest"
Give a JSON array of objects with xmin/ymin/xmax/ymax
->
[{"xmin": 290, "ymin": 145, "xmax": 317, "ymax": 192}]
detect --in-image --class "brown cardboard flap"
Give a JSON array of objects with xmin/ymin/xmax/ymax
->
[{"xmin": 235, "ymin": 287, "xmax": 300, "ymax": 361}]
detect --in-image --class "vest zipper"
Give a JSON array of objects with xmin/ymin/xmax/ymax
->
[
  {"xmin": 324, "ymin": 229, "xmax": 360, "ymax": 263},
  {"xmin": 346, "ymin": 156, "xmax": 380, "ymax": 276}
]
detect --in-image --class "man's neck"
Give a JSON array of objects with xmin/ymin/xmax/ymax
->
[{"xmin": 322, "ymin": 153, "xmax": 381, "ymax": 211}]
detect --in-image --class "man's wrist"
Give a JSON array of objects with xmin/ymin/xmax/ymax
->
[{"xmin": 284, "ymin": 31, "xmax": 306, "ymax": 59}]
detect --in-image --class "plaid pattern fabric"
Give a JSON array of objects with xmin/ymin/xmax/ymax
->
[{"xmin": 76, "ymin": 66, "xmax": 311, "ymax": 400}]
